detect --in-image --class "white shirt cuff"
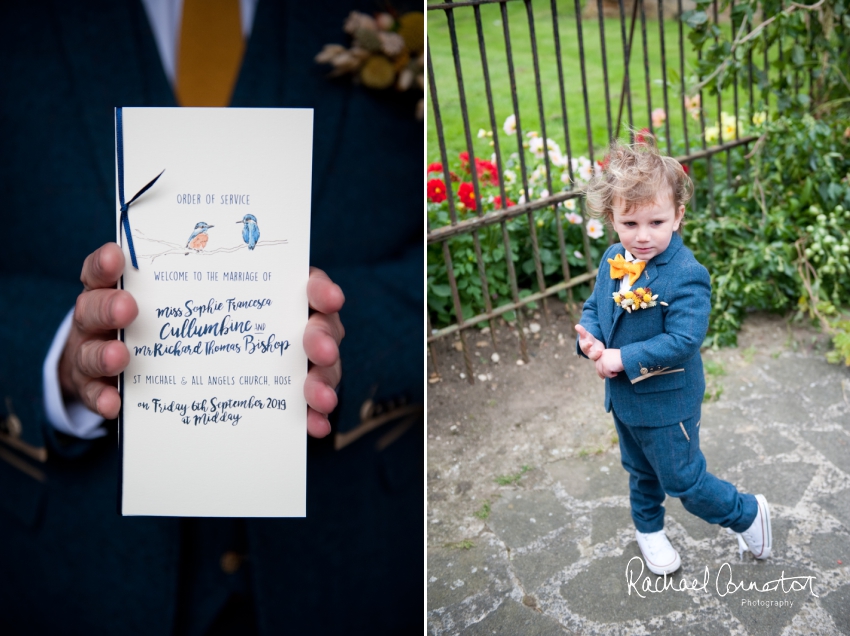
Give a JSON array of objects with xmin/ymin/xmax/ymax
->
[{"xmin": 42, "ymin": 308, "xmax": 106, "ymax": 439}]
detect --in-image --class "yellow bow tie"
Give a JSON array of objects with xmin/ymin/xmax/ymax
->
[{"xmin": 608, "ymin": 253, "xmax": 646, "ymax": 286}]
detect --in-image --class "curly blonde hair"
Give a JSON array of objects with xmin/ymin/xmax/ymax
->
[{"xmin": 583, "ymin": 133, "xmax": 692, "ymax": 231}]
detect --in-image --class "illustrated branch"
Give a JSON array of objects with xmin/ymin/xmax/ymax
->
[{"xmin": 133, "ymin": 230, "xmax": 288, "ymax": 263}]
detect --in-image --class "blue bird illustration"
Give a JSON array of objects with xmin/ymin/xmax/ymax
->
[
  {"xmin": 237, "ymin": 214, "xmax": 260, "ymax": 250},
  {"xmin": 186, "ymin": 221, "xmax": 214, "ymax": 251}
]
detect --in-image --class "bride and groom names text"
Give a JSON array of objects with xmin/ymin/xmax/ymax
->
[{"xmin": 133, "ymin": 296, "xmax": 289, "ymax": 357}]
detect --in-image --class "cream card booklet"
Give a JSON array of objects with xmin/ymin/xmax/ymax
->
[{"xmin": 116, "ymin": 107, "xmax": 312, "ymax": 517}]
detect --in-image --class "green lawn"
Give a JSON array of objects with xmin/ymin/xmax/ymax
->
[{"xmin": 427, "ymin": 1, "xmax": 773, "ymax": 165}]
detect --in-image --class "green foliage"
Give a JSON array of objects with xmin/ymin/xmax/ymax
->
[
  {"xmin": 686, "ymin": 113, "xmax": 850, "ymax": 348},
  {"xmin": 826, "ymin": 319, "xmax": 850, "ymax": 365},
  {"xmin": 428, "ymin": 1, "xmax": 850, "ymax": 360},
  {"xmin": 444, "ymin": 540, "xmax": 475, "ymax": 550},
  {"xmin": 685, "ymin": 0, "xmax": 850, "ymax": 114},
  {"xmin": 704, "ymin": 359, "xmax": 727, "ymax": 376},
  {"xmin": 427, "ymin": 143, "xmax": 604, "ymax": 327},
  {"xmin": 494, "ymin": 465, "xmax": 531, "ymax": 486},
  {"xmin": 473, "ymin": 500, "xmax": 491, "ymax": 519}
]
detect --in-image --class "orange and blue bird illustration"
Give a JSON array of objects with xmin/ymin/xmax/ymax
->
[
  {"xmin": 186, "ymin": 221, "xmax": 214, "ymax": 251},
  {"xmin": 237, "ymin": 214, "xmax": 260, "ymax": 250}
]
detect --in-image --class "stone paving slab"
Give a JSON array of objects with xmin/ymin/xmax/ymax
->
[{"xmin": 429, "ymin": 317, "xmax": 850, "ymax": 636}]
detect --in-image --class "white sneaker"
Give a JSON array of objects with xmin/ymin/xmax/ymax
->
[
  {"xmin": 635, "ymin": 529, "xmax": 681, "ymax": 575},
  {"xmin": 737, "ymin": 494, "xmax": 772, "ymax": 559}
]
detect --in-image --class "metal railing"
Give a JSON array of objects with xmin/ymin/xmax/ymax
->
[{"xmin": 426, "ymin": 0, "xmax": 798, "ymax": 382}]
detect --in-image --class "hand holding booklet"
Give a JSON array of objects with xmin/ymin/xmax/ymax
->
[{"xmin": 115, "ymin": 107, "xmax": 313, "ymax": 517}]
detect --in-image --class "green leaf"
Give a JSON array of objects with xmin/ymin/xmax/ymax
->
[
  {"xmin": 431, "ymin": 284, "xmax": 452, "ymax": 298},
  {"xmin": 683, "ymin": 10, "xmax": 708, "ymax": 28}
]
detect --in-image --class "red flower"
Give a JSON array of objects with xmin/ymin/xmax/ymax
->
[
  {"xmin": 457, "ymin": 182, "xmax": 476, "ymax": 210},
  {"xmin": 681, "ymin": 163, "xmax": 690, "ymax": 175},
  {"xmin": 598, "ymin": 155, "xmax": 610, "ymax": 171},
  {"xmin": 635, "ymin": 127, "xmax": 651, "ymax": 144},
  {"xmin": 475, "ymin": 159, "xmax": 499, "ymax": 186},
  {"xmin": 427, "ymin": 178, "xmax": 447, "ymax": 203},
  {"xmin": 459, "ymin": 151, "xmax": 470, "ymax": 169},
  {"xmin": 427, "ymin": 162, "xmax": 443, "ymax": 175},
  {"xmin": 493, "ymin": 195, "xmax": 514, "ymax": 208}
]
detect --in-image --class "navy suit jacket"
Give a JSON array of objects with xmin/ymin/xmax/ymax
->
[
  {"xmin": 577, "ymin": 233, "xmax": 710, "ymax": 426},
  {"xmin": 0, "ymin": 1, "xmax": 422, "ymax": 634}
]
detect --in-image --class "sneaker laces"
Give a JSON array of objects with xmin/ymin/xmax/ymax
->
[{"xmin": 640, "ymin": 531, "xmax": 668, "ymax": 559}]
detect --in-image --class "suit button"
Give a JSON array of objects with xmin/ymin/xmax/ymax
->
[
  {"xmin": 640, "ymin": 367, "xmax": 648, "ymax": 375},
  {"xmin": 220, "ymin": 551, "xmax": 243, "ymax": 574}
]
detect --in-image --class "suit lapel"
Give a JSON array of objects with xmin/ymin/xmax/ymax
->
[
  {"xmin": 641, "ymin": 260, "xmax": 659, "ymax": 291},
  {"xmin": 608, "ymin": 259, "xmax": 657, "ymax": 342},
  {"xmin": 606, "ymin": 235, "xmax": 684, "ymax": 342},
  {"xmin": 605, "ymin": 246, "xmax": 625, "ymax": 343}
]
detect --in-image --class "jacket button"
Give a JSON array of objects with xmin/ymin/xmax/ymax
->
[
  {"xmin": 220, "ymin": 551, "xmax": 243, "ymax": 574},
  {"xmin": 640, "ymin": 367, "xmax": 648, "ymax": 375}
]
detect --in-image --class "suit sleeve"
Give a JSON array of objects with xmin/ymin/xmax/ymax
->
[
  {"xmin": 575, "ymin": 244, "xmax": 616, "ymax": 359},
  {"xmin": 323, "ymin": 240, "xmax": 422, "ymax": 432},
  {"xmin": 0, "ymin": 273, "xmax": 100, "ymax": 460},
  {"xmin": 619, "ymin": 261, "xmax": 711, "ymax": 382}
]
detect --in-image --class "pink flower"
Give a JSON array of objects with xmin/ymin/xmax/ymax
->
[{"xmin": 651, "ymin": 108, "xmax": 666, "ymax": 128}]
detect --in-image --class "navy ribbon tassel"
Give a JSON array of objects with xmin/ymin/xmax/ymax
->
[{"xmin": 116, "ymin": 107, "xmax": 164, "ymax": 269}]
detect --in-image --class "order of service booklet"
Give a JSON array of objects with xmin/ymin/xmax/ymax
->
[{"xmin": 115, "ymin": 107, "xmax": 312, "ymax": 517}]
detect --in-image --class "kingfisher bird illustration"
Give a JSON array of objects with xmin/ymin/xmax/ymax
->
[
  {"xmin": 237, "ymin": 214, "xmax": 260, "ymax": 250},
  {"xmin": 186, "ymin": 221, "xmax": 214, "ymax": 251}
]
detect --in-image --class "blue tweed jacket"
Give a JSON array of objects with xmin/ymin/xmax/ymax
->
[{"xmin": 577, "ymin": 233, "xmax": 710, "ymax": 426}]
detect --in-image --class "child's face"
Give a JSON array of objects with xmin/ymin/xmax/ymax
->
[{"xmin": 611, "ymin": 191, "xmax": 684, "ymax": 261}]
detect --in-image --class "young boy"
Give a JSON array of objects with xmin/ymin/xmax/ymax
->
[{"xmin": 574, "ymin": 137, "xmax": 772, "ymax": 575}]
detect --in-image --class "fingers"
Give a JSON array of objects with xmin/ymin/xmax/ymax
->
[
  {"xmin": 303, "ymin": 270, "xmax": 344, "ymax": 437},
  {"xmin": 575, "ymin": 325, "xmax": 598, "ymax": 345},
  {"xmin": 303, "ymin": 313, "xmax": 343, "ymax": 367},
  {"xmin": 74, "ymin": 289, "xmax": 139, "ymax": 334},
  {"xmin": 307, "ymin": 267, "xmax": 345, "ymax": 315},
  {"xmin": 81, "ymin": 243, "xmax": 125, "ymax": 291},
  {"xmin": 78, "ymin": 378, "xmax": 122, "ymax": 420},
  {"xmin": 304, "ymin": 361, "xmax": 341, "ymax": 415},
  {"xmin": 75, "ymin": 339, "xmax": 131, "ymax": 379},
  {"xmin": 307, "ymin": 407, "xmax": 332, "ymax": 438}
]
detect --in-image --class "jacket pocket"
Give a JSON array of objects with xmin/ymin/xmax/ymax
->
[{"xmin": 632, "ymin": 369, "xmax": 686, "ymax": 394}]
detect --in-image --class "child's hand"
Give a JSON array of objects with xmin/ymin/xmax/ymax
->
[
  {"xmin": 595, "ymin": 349, "xmax": 624, "ymax": 379},
  {"xmin": 575, "ymin": 324, "xmax": 605, "ymax": 361}
]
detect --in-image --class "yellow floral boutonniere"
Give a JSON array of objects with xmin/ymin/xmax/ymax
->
[
  {"xmin": 612, "ymin": 287, "xmax": 669, "ymax": 313},
  {"xmin": 315, "ymin": 10, "xmax": 424, "ymax": 119}
]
